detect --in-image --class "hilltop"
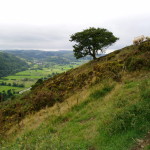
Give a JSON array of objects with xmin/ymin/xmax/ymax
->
[{"xmin": 0, "ymin": 41, "xmax": 150, "ymax": 149}]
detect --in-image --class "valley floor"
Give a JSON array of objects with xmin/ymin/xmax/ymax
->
[{"xmin": 0, "ymin": 62, "xmax": 84, "ymax": 101}]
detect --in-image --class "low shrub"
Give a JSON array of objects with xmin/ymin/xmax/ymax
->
[
  {"xmin": 125, "ymin": 57, "xmax": 145, "ymax": 71},
  {"xmin": 93, "ymin": 61, "xmax": 123, "ymax": 81},
  {"xmin": 139, "ymin": 41, "xmax": 150, "ymax": 52}
]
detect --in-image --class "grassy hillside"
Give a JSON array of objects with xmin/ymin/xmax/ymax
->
[
  {"xmin": 0, "ymin": 52, "xmax": 28, "ymax": 77},
  {"xmin": 0, "ymin": 41, "xmax": 150, "ymax": 149}
]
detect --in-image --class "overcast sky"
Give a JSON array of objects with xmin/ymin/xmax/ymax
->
[{"xmin": 0, "ymin": 0, "xmax": 150, "ymax": 51}]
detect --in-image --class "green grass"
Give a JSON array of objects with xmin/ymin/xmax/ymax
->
[
  {"xmin": 144, "ymin": 145, "xmax": 150, "ymax": 150},
  {"xmin": 2, "ymin": 78, "xmax": 150, "ymax": 150}
]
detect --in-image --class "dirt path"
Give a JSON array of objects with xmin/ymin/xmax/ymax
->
[{"xmin": 19, "ymin": 87, "xmax": 31, "ymax": 94}]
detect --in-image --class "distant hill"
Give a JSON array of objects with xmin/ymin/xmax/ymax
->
[
  {"xmin": 0, "ymin": 52, "xmax": 29, "ymax": 77},
  {"xmin": 3, "ymin": 50, "xmax": 91, "ymax": 64}
]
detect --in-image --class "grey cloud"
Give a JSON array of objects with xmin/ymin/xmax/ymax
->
[
  {"xmin": 0, "ymin": 25, "xmax": 73, "ymax": 49},
  {"xmin": 0, "ymin": 14, "xmax": 150, "ymax": 50}
]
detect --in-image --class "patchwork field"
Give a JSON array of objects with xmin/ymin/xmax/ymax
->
[{"xmin": 0, "ymin": 63, "xmax": 85, "ymax": 93}]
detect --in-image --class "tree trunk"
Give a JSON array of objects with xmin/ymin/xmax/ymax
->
[
  {"xmin": 89, "ymin": 48, "xmax": 97, "ymax": 60},
  {"xmin": 92, "ymin": 55, "xmax": 96, "ymax": 60},
  {"xmin": 92, "ymin": 50, "xmax": 96, "ymax": 60}
]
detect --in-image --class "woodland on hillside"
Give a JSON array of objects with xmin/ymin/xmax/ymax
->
[{"xmin": 0, "ymin": 52, "xmax": 28, "ymax": 77}]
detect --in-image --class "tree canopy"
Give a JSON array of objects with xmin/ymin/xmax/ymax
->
[{"xmin": 70, "ymin": 27, "xmax": 119, "ymax": 60}]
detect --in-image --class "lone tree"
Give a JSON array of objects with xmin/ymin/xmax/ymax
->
[{"xmin": 70, "ymin": 27, "xmax": 119, "ymax": 60}]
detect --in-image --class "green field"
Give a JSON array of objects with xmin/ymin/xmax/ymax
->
[
  {"xmin": 0, "ymin": 62, "xmax": 86, "ymax": 93},
  {"xmin": 0, "ymin": 86, "xmax": 23, "ymax": 92}
]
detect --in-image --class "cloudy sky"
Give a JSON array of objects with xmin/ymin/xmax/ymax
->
[{"xmin": 0, "ymin": 0, "xmax": 150, "ymax": 51}]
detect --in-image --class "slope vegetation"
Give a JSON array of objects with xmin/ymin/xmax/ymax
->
[{"xmin": 0, "ymin": 41, "xmax": 150, "ymax": 149}]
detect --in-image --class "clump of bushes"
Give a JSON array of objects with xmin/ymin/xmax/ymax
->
[
  {"xmin": 93, "ymin": 61, "xmax": 123, "ymax": 81},
  {"xmin": 31, "ymin": 79, "xmax": 43, "ymax": 90},
  {"xmin": 139, "ymin": 41, "xmax": 150, "ymax": 52},
  {"xmin": 125, "ymin": 56, "xmax": 145, "ymax": 71},
  {"xmin": 30, "ymin": 92, "xmax": 55, "ymax": 111},
  {"xmin": 125, "ymin": 53, "xmax": 150, "ymax": 71},
  {"xmin": 124, "ymin": 41, "xmax": 150, "ymax": 71}
]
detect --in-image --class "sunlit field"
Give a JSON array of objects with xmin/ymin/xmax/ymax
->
[{"xmin": 0, "ymin": 63, "xmax": 86, "ymax": 93}]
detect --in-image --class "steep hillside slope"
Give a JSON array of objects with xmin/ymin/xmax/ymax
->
[
  {"xmin": 0, "ymin": 41, "xmax": 150, "ymax": 149},
  {"xmin": 0, "ymin": 52, "xmax": 28, "ymax": 77},
  {"xmin": 2, "ymin": 73, "xmax": 150, "ymax": 150}
]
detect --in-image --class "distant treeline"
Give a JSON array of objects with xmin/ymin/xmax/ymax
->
[
  {"xmin": 0, "ymin": 82, "xmax": 25, "ymax": 87},
  {"xmin": 0, "ymin": 89, "xmax": 17, "ymax": 102}
]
